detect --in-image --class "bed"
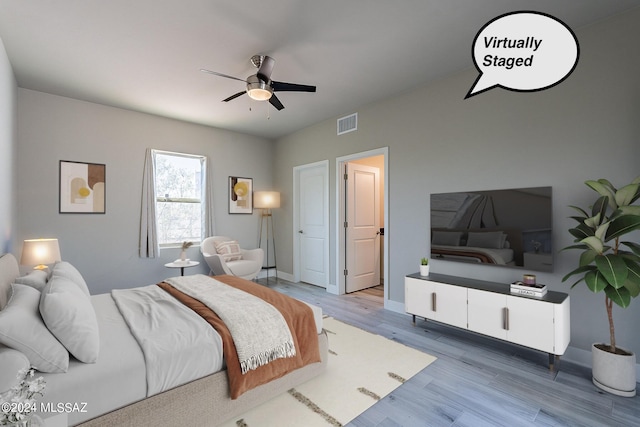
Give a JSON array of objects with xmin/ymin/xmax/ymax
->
[{"xmin": 0, "ymin": 253, "xmax": 328, "ymax": 426}]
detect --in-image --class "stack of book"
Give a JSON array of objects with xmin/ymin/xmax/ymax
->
[{"xmin": 510, "ymin": 281, "xmax": 547, "ymax": 297}]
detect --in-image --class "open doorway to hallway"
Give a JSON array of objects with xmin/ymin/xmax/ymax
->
[{"xmin": 336, "ymin": 148, "xmax": 388, "ymax": 304}]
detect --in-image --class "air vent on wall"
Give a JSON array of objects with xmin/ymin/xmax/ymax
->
[{"xmin": 337, "ymin": 113, "xmax": 357, "ymax": 135}]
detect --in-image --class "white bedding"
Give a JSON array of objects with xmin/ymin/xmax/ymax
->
[
  {"xmin": 112, "ymin": 284, "xmax": 224, "ymax": 395},
  {"xmin": 38, "ymin": 294, "xmax": 147, "ymax": 425}
]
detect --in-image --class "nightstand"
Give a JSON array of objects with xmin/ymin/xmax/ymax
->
[{"xmin": 164, "ymin": 260, "xmax": 199, "ymax": 276}]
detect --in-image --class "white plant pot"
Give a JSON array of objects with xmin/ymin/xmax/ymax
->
[
  {"xmin": 419, "ymin": 265, "xmax": 430, "ymax": 276},
  {"xmin": 592, "ymin": 343, "xmax": 636, "ymax": 397}
]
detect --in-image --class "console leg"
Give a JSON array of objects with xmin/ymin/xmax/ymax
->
[
  {"xmin": 549, "ymin": 354, "xmax": 560, "ymax": 371},
  {"xmin": 412, "ymin": 314, "xmax": 416, "ymax": 326}
]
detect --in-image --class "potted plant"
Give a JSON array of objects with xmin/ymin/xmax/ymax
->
[
  {"xmin": 562, "ymin": 176, "xmax": 640, "ymax": 397},
  {"xmin": 419, "ymin": 257, "xmax": 430, "ymax": 276},
  {"xmin": 180, "ymin": 241, "xmax": 193, "ymax": 262}
]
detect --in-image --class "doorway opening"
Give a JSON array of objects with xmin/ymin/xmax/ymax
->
[{"xmin": 336, "ymin": 148, "xmax": 388, "ymax": 306}]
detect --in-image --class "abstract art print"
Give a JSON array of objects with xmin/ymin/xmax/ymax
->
[
  {"xmin": 229, "ymin": 176, "xmax": 252, "ymax": 214},
  {"xmin": 59, "ymin": 160, "xmax": 106, "ymax": 214}
]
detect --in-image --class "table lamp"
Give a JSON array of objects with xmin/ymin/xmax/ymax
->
[{"xmin": 21, "ymin": 238, "xmax": 62, "ymax": 270}]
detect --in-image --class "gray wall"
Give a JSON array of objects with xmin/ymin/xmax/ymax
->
[
  {"xmin": 273, "ymin": 9, "xmax": 640, "ymax": 358},
  {"xmin": 16, "ymin": 89, "xmax": 274, "ymax": 295},
  {"xmin": 0, "ymin": 38, "xmax": 17, "ymax": 254}
]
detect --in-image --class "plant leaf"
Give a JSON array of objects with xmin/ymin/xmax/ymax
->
[
  {"xmin": 591, "ymin": 195, "xmax": 608, "ymax": 222},
  {"xmin": 586, "ymin": 180, "xmax": 618, "ymax": 211},
  {"xmin": 615, "ymin": 183, "xmax": 640, "ymax": 207},
  {"xmin": 570, "ymin": 223, "xmax": 595, "ymax": 240},
  {"xmin": 604, "ymin": 215, "xmax": 640, "ymax": 241},
  {"xmin": 562, "ymin": 264, "xmax": 596, "ymax": 282},
  {"xmin": 584, "ymin": 214, "xmax": 601, "ymax": 229},
  {"xmin": 617, "ymin": 206, "xmax": 640, "ymax": 216},
  {"xmin": 595, "ymin": 254, "xmax": 628, "ymax": 289},
  {"xmin": 624, "ymin": 278, "xmax": 640, "ymax": 298},
  {"xmin": 569, "ymin": 277, "xmax": 586, "ymax": 288},
  {"xmin": 585, "ymin": 270, "xmax": 608, "ymax": 293},
  {"xmin": 569, "ymin": 205, "xmax": 589, "ymax": 218},
  {"xmin": 624, "ymin": 258, "xmax": 640, "ymax": 290},
  {"xmin": 605, "ymin": 285, "xmax": 631, "ymax": 308},
  {"xmin": 621, "ymin": 241, "xmax": 640, "ymax": 256},
  {"xmin": 594, "ymin": 221, "xmax": 610, "ymax": 241},
  {"xmin": 561, "ymin": 243, "xmax": 589, "ymax": 252},
  {"xmin": 579, "ymin": 249, "xmax": 597, "ymax": 267},
  {"xmin": 597, "ymin": 178, "xmax": 617, "ymax": 193},
  {"xmin": 581, "ymin": 236, "xmax": 604, "ymax": 254}
]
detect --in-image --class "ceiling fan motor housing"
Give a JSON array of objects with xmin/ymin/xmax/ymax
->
[{"xmin": 246, "ymin": 74, "xmax": 273, "ymax": 100}]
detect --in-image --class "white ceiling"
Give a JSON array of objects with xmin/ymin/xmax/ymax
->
[{"xmin": 1, "ymin": 0, "xmax": 638, "ymax": 139}]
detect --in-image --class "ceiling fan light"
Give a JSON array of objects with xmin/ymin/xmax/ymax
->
[{"xmin": 246, "ymin": 75, "xmax": 273, "ymax": 101}]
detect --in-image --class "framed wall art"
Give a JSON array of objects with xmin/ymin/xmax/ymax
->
[
  {"xmin": 59, "ymin": 160, "xmax": 106, "ymax": 214},
  {"xmin": 229, "ymin": 176, "xmax": 252, "ymax": 214}
]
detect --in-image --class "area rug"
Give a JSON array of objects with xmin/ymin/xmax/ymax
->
[{"xmin": 219, "ymin": 317, "xmax": 437, "ymax": 427}]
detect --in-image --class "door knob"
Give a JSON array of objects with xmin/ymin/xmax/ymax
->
[{"xmin": 298, "ymin": 230, "xmax": 304, "ymax": 234}]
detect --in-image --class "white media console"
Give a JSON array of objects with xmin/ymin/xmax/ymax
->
[{"xmin": 405, "ymin": 273, "xmax": 570, "ymax": 369}]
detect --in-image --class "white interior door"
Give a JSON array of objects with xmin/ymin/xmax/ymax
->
[
  {"xmin": 345, "ymin": 162, "xmax": 380, "ymax": 293},
  {"xmin": 297, "ymin": 164, "xmax": 328, "ymax": 287}
]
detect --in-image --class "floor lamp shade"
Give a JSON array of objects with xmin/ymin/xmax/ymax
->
[
  {"xmin": 21, "ymin": 238, "xmax": 62, "ymax": 269},
  {"xmin": 254, "ymin": 191, "xmax": 281, "ymax": 209}
]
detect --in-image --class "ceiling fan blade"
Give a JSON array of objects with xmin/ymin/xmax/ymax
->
[
  {"xmin": 200, "ymin": 69, "xmax": 246, "ymax": 83},
  {"xmin": 272, "ymin": 81, "xmax": 316, "ymax": 93},
  {"xmin": 269, "ymin": 94, "xmax": 285, "ymax": 111},
  {"xmin": 256, "ymin": 55, "xmax": 275, "ymax": 82},
  {"xmin": 222, "ymin": 91, "xmax": 246, "ymax": 102}
]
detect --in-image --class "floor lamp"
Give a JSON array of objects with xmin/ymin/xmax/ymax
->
[{"xmin": 254, "ymin": 191, "xmax": 280, "ymax": 282}]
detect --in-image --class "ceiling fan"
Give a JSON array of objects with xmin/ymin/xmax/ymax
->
[{"xmin": 201, "ymin": 55, "xmax": 316, "ymax": 111}]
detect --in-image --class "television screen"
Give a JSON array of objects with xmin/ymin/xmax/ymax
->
[{"xmin": 430, "ymin": 187, "xmax": 552, "ymax": 272}]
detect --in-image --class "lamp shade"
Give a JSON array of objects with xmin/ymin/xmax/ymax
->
[
  {"xmin": 21, "ymin": 238, "xmax": 61, "ymax": 269},
  {"xmin": 254, "ymin": 191, "xmax": 281, "ymax": 209}
]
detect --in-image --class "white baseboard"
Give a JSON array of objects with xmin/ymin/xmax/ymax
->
[{"xmin": 384, "ymin": 299, "xmax": 405, "ymax": 314}]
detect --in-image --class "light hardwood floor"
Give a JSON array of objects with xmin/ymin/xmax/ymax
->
[{"xmin": 256, "ymin": 278, "xmax": 639, "ymax": 427}]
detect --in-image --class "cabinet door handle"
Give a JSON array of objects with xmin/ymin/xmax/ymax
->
[
  {"xmin": 503, "ymin": 307, "xmax": 509, "ymax": 330},
  {"xmin": 431, "ymin": 292, "xmax": 437, "ymax": 312}
]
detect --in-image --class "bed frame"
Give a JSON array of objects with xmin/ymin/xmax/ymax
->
[{"xmin": 0, "ymin": 253, "xmax": 328, "ymax": 426}]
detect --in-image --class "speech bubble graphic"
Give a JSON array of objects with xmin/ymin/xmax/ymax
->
[{"xmin": 465, "ymin": 11, "xmax": 579, "ymax": 99}]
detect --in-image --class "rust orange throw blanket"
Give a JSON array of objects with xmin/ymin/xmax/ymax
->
[{"xmin": 158, "ymin": 275, "xmax": 321, "ymax": 399}]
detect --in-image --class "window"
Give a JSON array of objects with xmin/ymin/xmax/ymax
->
[{"xmin": 154, "ymin": 151, "xmax": 206, "ymax": 246}]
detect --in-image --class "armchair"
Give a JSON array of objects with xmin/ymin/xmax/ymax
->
[{"xmin": 200, "ymin": 236, "xmax": 264, "ymax": 280}]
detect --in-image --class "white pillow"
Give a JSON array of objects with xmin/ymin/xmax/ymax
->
[
  {"xmin": 14, "ymin": 269, "xmax": 49, "ymax": 291},
  {"xmin": 40, "ymin": 275, "xmax": 99, "ymax": 363},
  {"xmin": 0, "ymin": 284, "xmax": 69, "ymax": 373},
  {"xmin": 0, "ymin": 344, "xmax": 30, "ymax": 393},
  {"xmin": 51, "ymin": 261, "xmax": 90, "ymax": 296},
  {"xmin": 214, "ymin": 240, "xmax": 243, "ymax": 262}
]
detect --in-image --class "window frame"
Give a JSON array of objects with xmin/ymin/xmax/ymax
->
[{"xmin": 153, "ymin": 150, "xmax": 206, "ymax": 248}]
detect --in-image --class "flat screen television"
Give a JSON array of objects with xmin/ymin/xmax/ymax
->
[{"xmin": 430, "ymin": 186, "xmax": 553, "ymax": 272}]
